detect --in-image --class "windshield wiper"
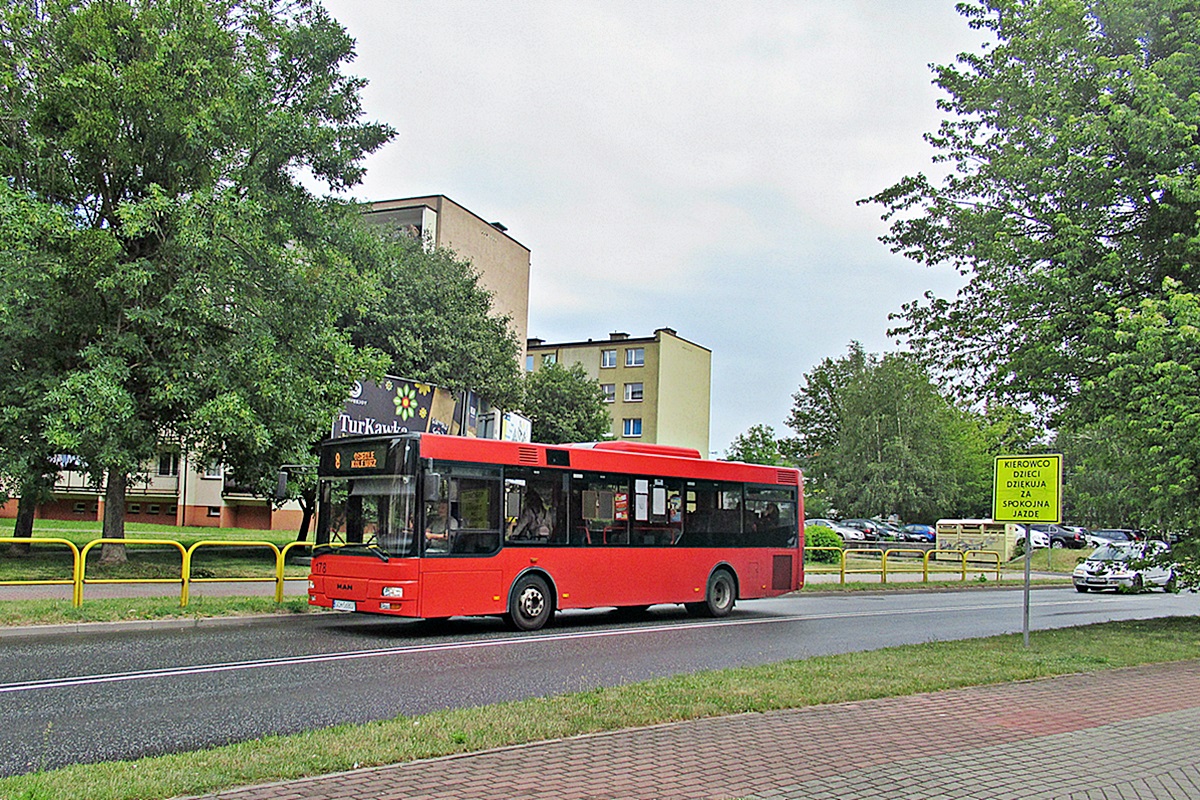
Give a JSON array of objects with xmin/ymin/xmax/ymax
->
[
  {"xmin": 365, "ymin": 545, "xmax": 390, "ymax": 562},
  {"xmin": 312, "ymin": 543, "xmax": 389, "ymax": 562}
]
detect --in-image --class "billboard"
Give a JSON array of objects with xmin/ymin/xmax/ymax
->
[
  {"xmin": 332, "ymin": 376, "xmax": 527, "ymax": 441},
  {"xmin": 333, "ymin": 377, "xmax": 460, "ymax": 438}
]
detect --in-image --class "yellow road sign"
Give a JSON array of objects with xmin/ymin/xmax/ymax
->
[{"xmin": 993, "ymin": 454, "xmax": 1062, "ymax": 523}]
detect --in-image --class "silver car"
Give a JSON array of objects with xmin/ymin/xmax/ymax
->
[
  {"xmin": 1072, "ymin": 541, "xmax": 1175, "ymax": 593},
  {"xmin": 804, "ymin": 518, "xmax": 865, "ymax": 542}
]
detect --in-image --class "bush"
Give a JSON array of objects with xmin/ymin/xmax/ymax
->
[{"xmin": 804, "ymin": 526, "xmax": 843, "ymax": 563}]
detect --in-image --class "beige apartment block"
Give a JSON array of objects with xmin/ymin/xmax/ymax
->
[
  {"xmin": 364, "ymin": 195, "xmax": 531, "ymax": 358},
  {"xmin": 526, "ymin": 328, "xmax": 711, "ymax": 454}
]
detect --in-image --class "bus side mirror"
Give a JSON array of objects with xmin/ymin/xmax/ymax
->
[
  {"xmin": 425, "ymin": 474, "xmax": 443, "ymax": 502},
  {"xmin": 275, "ymin": 470, "xmax": 289, "ymax": 501}
]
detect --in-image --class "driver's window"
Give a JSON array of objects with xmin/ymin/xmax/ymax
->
[
  {"xmin": 423, "ymin": 465, "xmax": 502, "ymax": 556},
  {"xmin": 423, "ymin": 475, "xmax": 454, "ymax": 555}
]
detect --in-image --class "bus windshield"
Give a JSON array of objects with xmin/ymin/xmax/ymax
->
[{"xmin": 327, "ymin": 475, "xmax": 418, "ymax": 557}]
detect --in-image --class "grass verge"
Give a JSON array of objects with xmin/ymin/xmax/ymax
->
[
  {"xmin": 2, "ymin": 616, "xmax": 1198, "ymax": 800},
  {"xmin": 0, "ymin": 523, "xmax": 311, "ymax": 584},
  {"xmin": 0, "ymin": 596, "xmax": 315, "ymax": 628},
  {"xmin": 800, "ymin": 577, "xmax": 1069, "ymax": 592}
]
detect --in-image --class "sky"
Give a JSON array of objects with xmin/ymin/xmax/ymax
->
[{"xmin": 318, "ymin": 0, "xmax": 988, "ymax": 454}]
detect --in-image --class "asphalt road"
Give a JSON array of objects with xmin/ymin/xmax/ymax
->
[{"xmin": 0, "ymin": 586, "xmax": 1194, "ymax": 777}]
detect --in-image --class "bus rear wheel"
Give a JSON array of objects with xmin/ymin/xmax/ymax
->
[
  {"xmin": 506, "ymin": 574, "xmax": 553, "ymax": 631},
  {"xmin": 686, "ymin": 569, "xmax": 735, "ymax": 618}
]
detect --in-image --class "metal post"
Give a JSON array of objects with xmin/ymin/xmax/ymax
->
[{"xmin": 1023, "ymin": 525, "xmax": 1032, "ymax": 647}]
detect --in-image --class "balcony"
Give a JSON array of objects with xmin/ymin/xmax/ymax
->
[{"xmin": 54, "ymin": 470, "xmax": 180, "ymax": 498}]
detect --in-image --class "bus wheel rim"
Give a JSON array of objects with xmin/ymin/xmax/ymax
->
[{"xmin": 520, "ymin": 587, "xmax": 545, "ymax": 618}]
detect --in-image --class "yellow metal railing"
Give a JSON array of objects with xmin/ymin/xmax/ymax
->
[
  {"xmin": 0, "ymin": 536, "xmax": 82, "ymax": 596},
  {"xmin": 79, "ymin": 538, "xmax": 190, "ymax": 607},
  {"xmin": 804, "ymin": 546, "xmax": 1003, "ymax": 584},
  {"xmin": 0, "ymin": 536, "xmax": 310, "ymax": 607}
]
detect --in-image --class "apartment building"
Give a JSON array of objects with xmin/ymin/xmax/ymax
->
[
  {"xmin": 35, "ymin": 453, "xmax": 301, "ymax": 530},
  {"xmin": 363, "ymin": 195, "xmax": 531, "ymax": 359},
  {"xmin": 526, "ymin": 328, "xmax": 711, "ymax": 454}
]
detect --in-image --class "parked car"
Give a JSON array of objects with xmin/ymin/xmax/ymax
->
[
  {"xmin": 1085, "ymin": 528, "xmax": 1139, "ymax": 547},
  {"xmin": 1031, "ymin": 523, "xmax": 1087, "ymax": 549},
  {"xmin": 841, "ymin": 519, "xmax": 884, "ymax": 541},
  {"xmin": 874, "ymin": 520, "xmax": 905, "ymax": 540},
  {"xmin": 899, "ymin": 523, "xmax": 936, "ymax": 542},
  {"xmin": 805, "ymin": 518, "xmax": 865, "ymax": 542},
  {"xmin": 1013, "ymin": 525, "xmax": 1051, "ymax": 549},
  {"xmin": 1072, "ymin": 541, "xmax": 1175, "ymax": 592}
]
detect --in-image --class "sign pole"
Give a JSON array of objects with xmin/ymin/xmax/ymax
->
[
  {"xmin": 992, "ymin": 454, "xmax": 1063, "ymax": 650},
  {"xmin": 1023, "ymin": 526, "xmax": 1032, "ymax": 647}
]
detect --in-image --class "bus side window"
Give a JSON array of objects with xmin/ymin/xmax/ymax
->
[
  {"xmin": 571, "ymin": 475, "xmax": 629, "ymax": 546},
  {"xmin": 505, "ymin": 469, "xmax": 564, "ymax": 545}
]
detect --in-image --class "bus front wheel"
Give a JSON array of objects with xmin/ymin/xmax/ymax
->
[
  {"xmin": 686, "ymin": 569, "xmax": 735, "ymax": 618},
  {"xmin": 506, "ymin": 574, "xmax": 553, "ymax": 631}
]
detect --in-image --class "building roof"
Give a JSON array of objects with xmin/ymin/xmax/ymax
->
[
  {"xmin": 526, "ymin": 328, "xmax": 710, "ymax": 353},
  {"xmin": 365, "ymin": 195, "xmax": 531, "ymax": 252}
]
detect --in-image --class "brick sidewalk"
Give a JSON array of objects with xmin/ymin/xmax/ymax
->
[{"xmin": 193, "ymin": 660, "xmax": 1200, "ymax": 800}]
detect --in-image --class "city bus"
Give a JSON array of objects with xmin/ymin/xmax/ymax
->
[{"xmin": 307, "ymin": 432, "xmax": 804, "ymax": 630}]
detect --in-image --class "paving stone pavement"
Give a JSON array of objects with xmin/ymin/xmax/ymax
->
[{"xmin": 191, "ymin": 660, "xmax": 1200, "ymax": 800}]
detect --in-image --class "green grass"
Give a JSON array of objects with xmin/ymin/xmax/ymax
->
[
  {"xmin": 801, "ymin": 577, "xmax": 1069, "ymax": 592},
  {"xmin": 0, "ymin": 596, "xmax": 315, "ymax": 628},
  {"xmin": 0, "ymin": 522, "xmax": 311, "ymax": 583},
  {"xmin": 0, "ymin": 519, "xmax": 303, "ymax": 543},
  {"xmin": 2, "ymin": 616, "xmax": 1197, "ymax": 800}
]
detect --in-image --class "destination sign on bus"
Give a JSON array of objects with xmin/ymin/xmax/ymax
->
[{"xmin": 322, "ymin": 441, "xmax": 390, "ymax": 476}]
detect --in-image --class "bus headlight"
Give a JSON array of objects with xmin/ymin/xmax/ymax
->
[
  {"xmin": 308, "ymin": 580, "xmax": 315, "ymax": 590},
  {"xmin": 381, "ymin": 586, "xmax": 404, "ymax": 598}
]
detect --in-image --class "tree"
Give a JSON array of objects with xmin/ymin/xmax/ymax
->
[
  {"xmin": 342, "ymin": 231, "xmax": 523, "ymax": 409},
  {"xmin": 521, "ymin": 362, "xmax": 611, "ymax": 444},
  {"xmin": 1063, "ymin": 282, "xmax": 1200, "ymax": 581},
  {"xmin": 786, "ymin": 344, "xmax": 1016, "ymax": 522},
  {"xmin": 866, "ymin": 0, "xmax": 1200, "ymax": 415},
  {"xmin": 865, "ymin": 0, "xmax": 1200, "ymax": 576},
  {"xmin": 0, "ymin": 184, "xmax": 80, "ymax": 546},
  {"xmin": 0, "ymin": 0, "xmax": 393, "ymax": 558},
  {"xmin": 725, "ymin": 425, "xmax": 790, "ymax": 466}
]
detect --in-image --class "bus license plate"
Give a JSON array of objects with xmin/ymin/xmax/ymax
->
[{"xmin": 332, "ymin": 599, "xmax": 356, "ymax": 612}]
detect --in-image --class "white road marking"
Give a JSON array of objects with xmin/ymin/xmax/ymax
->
[{"xmin": 0, "ymin": 595, "xmax": 1101, "ymax": 695}]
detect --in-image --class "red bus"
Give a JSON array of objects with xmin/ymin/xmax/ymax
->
[{"xmin": 307, "ymin": 433, "xmax": 804, "ymax": 630}]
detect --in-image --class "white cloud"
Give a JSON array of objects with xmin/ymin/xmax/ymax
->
[{"xmin": 322, "ymin": 0, "xmax": 984, "ymax": 452}]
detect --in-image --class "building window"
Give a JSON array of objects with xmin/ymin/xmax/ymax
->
[
  {"xmin": 73, "ymin": 502, "xmax": 87, "ymax": 514},
  {"xmin": 542, "ymin": 353, "xmax": 557, "ymax": 367},
  {"xmin": 624, "ymin": 382, "xmax": 643, "ymax": 402},
  {"xmin": 207, "ymin": 506, "xmax": 222, "ymax": 517},
  {"xmin": 525, "ymin": 354, "xmax": 534, "ymax": 372},
  {"xmin": 158, "ymin": 451, "xmax": 179, "ymax": 476},
  {"xmin": 625, "ymin": 347, "xmax": 644, "ymax": 367},
  {"xmin": 203, "ymin": 462, "xmax": 223, "ymax": 479},
  {"xmin": 623, "ymin": 418, "xmax": 642, "ymax": 437},
  {"xmin": 148, "ymin": 504, "xmax": 161, "ymax": 515},
  {"xmin": 127, "ymin": 504, "xmax": 141, "ymax": 515},
  {"xmin": 601, "ymin": 384, "xmax": 615, "ymax": 403},
  {"xmin": 600, "ymin": 349, "xmax": 617, "ymax": 369}
]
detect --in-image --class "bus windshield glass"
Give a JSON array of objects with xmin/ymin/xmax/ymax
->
[{"xmin": 327, "ymin": 475, "xmax": 418, "ymax": 557}]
